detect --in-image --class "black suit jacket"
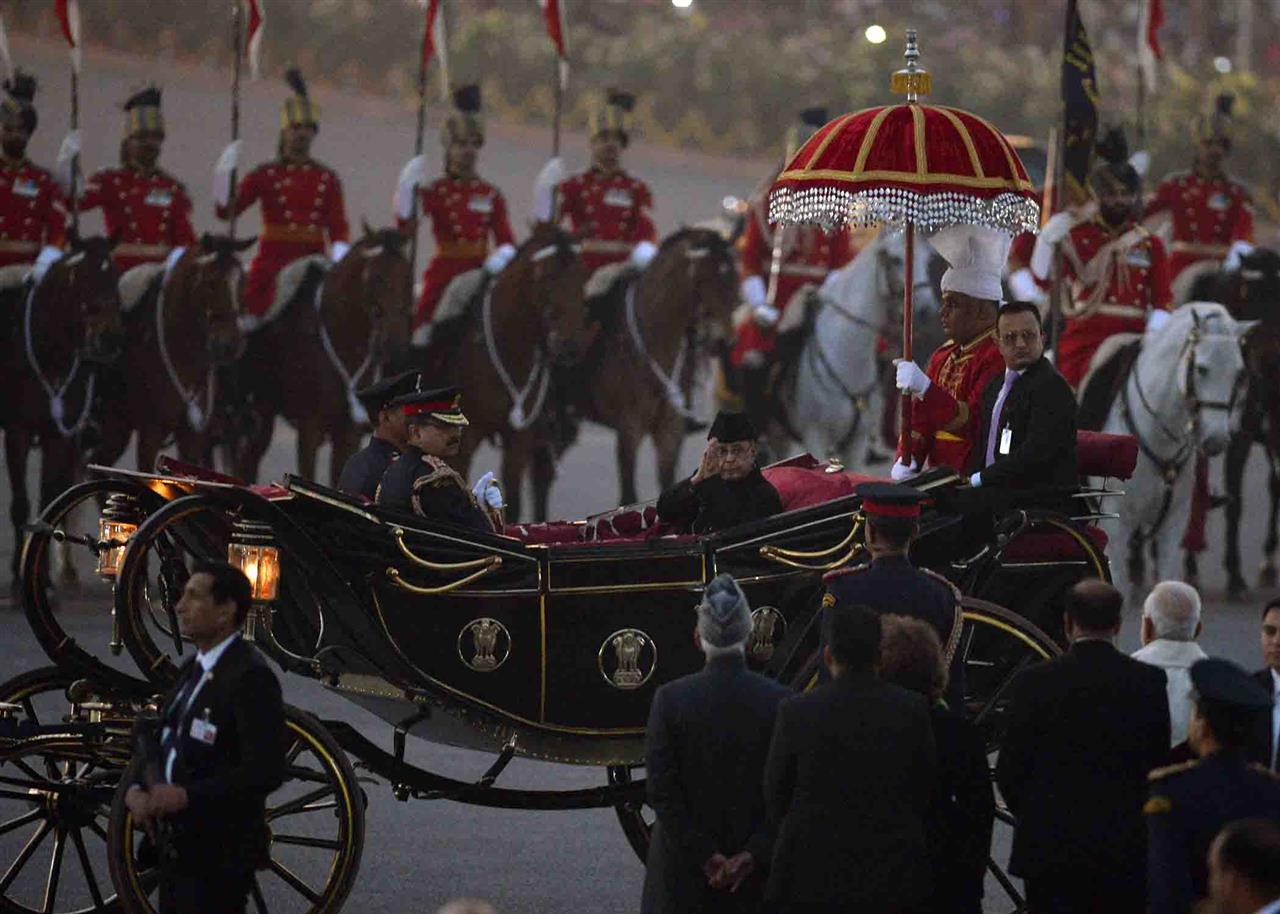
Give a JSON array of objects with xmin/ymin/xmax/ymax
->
[
  {"xmin": 995, "ymin": 640, "xmax": 1170, "ymax": 884},
  {"xmin": 641, "ymin": 654, "xmax": 791, "ymax": 914},
  {"xmin": 968, "ymin": 356, "xmax": 1078, "ymax": 495},
  {"xmin": 656, "ymin": 468, "xmax": 782, "ymax": 534},
  {"xmin": 763, "ymin": 672, "xmax": 936, "ymax": 913},
  {"xmin": 1251, "ymin": 668, "xmax": 1278, "ymax": 771},
  {"xmin": 926, "ymin": 705, "xmax": 995, "ymax": 912},
  {"xmin": 135, "ymin": 637, "xmax": 287, "ymax": 871},
  {"xmin": 337, "ymin": 436, "xmax": 398, "ymax": 501}
]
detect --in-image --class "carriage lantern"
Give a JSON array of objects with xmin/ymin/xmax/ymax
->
[
  {"xmin": 227, "ymin": 518, "xmax": 281, "ymax": 606},
  {"xmin": 96, "ymin": 494, "xmax": 140, "ymax": 579}
]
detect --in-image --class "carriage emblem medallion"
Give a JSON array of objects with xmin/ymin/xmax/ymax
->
[
  {"xmin": 457, "ymin": 618, "xmax": 511, "ymax": 673},
  {"xmin": 748, "ymin": 607, "xmax": 786, "ymax": 663},
  {"xmin": 597, "ymin": 629, "xmax": 657, "ymax": 690}
]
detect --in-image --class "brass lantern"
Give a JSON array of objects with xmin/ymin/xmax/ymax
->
[
  {"xmin": 227, "ymin": 519, "xmax": 281, "ymax": 603},
  {"xmin": 96, "ymin": 494, "xmax": 139, "ymax": 579}
]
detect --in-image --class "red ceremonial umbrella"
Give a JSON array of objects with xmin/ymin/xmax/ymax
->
[{"xmin": 769, "ymin": 30, "xmax": 1039, "ymax": 455}]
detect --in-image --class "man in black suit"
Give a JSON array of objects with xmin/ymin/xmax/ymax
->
[
  {"xmin": 996, "ymin": 579, "xmax": 1170, "ymax": 914},
  {"xmin": 1255, "ymin": 597, "xmax": 1280, "ymax": 772},
  {"xmin": 642, "ymin": 574, "xmax": 791, "ymax": 914},
  {"xmin": 125, "ymin": 561, "xmax": 286, "ymax": 914},
  {"xmin": 336, "ymin": 370, "xmax": 419, "ymax": 500},
  {"xmin": 967, "ymin": 300, "xmax": 1078, "ymax": 509},
  {"xmin": 764, "ymin": 604, "xmax": 936, "ymax": 913}
]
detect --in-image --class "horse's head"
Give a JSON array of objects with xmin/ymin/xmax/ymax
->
[
  {"xmin": 1174, "ymin": 304, "xmax": 1252, "ymax": 456},
  {"xmin": 508, "ymin": 221, "xmax": 587, "ymax": 365},
  {"xmin": 344, "ymin": 223, "xmax": 413, "ymax": 366},
  {"xmin": 56, "ymin": 229, "xmax": 125, "ymax": 364},
  {"xmin": 656, "ymin": 227, "xmax": 740, "ymax": 351},
  {"xmin": 184, "ymin": 233, "xmax": 256, "ymax": 365},
  {"xmin": 1224, "ymin": 247, "xmax": 1280, "ymax": 323}
]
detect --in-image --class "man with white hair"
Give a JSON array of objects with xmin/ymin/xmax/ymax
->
[
  {"xmin": 1132, "ymin": 580, "xmax": 1208, "ymax": 746},
  {"xmin": 642, "ymin": 574, "xmax": 789, "ymax": 914}
]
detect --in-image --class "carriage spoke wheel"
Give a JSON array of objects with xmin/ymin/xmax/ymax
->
[
  {"xmin": 0, "ymin": 667, "xmax": 128, "ymax": 914},
  {"xmin": 605, "ymin": 765, "xmax": 651, "ymax": 863},
  {"xmin": 18, "ymin": 481, "xmax": 165, "ymax": 696},
  {"xmin": 108, "ymin": 707, "xmax": 364, "ymax": 914}
]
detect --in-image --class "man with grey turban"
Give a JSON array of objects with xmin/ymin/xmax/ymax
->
[{"xmin": 641, "ymin": 574, "xmax": 790, "ymax": 914}]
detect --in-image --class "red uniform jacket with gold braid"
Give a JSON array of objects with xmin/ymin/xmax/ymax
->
[
  {"xmin": 557, "ymin": 167, "xmax": 656, "ymax": 273},
  {"xmin": 399, "ymin": 174, "xmax": 515, "ymax": 326},
  {"xmin": 216, "ymin": 159, "xmax": 350, "ymax": 318},
  {"xmin": 78, "ymin": 166, "xmax": 196, "ymax": 272},
  {"xmin": 1054, "ymin": 218, "xmax": 1172, "ymax": 389},
  {"xmin": 907, "ymin": 330, "xmax": 1004, "ymax": 471},
  {"xmin": 0, "ymin": 158, "xmax": 66, "ymax": 268},
  {"xmin": 731, "ymin": 203, "xmax": 855, "ymax": 366},
  {"xmin": 1142, "ymin": 170, "xmax": 1253, "ymax": 281}
]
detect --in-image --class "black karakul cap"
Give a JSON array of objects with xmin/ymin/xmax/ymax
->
[
  {"xmin": 1190, "ymin": 658, "xmax": 1273, "ymax": 712},
  {"xmin": 391, "ymin": 385, "xmax": 469, "ymax": 427},
  {"xmin": 356, "ymin": 371, "xmax": 420, "ymax": 415},
  {"xmin": 855, "ymin": 482, "xmax": 926, "ymax": 520},
  {"xmin": 708, "ymin": 411, "xmax": 757, "ymax": 443}
]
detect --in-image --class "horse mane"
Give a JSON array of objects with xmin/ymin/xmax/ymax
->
[
  {"xmin": 658, "ymin": 225, "xmax": 735, "ymax": 272},
  {"xmin": 352, "ymin": 226, "xmax": 409, "ymax": 258}
]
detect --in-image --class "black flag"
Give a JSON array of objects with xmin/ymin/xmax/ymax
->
[{"xmin": 1061, "ymin": 0, "xmax": 1100, "ymax": 205}]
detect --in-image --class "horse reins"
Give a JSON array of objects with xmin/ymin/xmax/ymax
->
[
  {"xmin": 23, "ymin": 257, "xmax": 97, "ymax": 438},
  {"xmin": 315, "ymin": 261, "xmax": 379, "ymax": 426},
  {"xmin": 481, "ymin": 275, "xmax": 550, "ymax": 431},
  {"xmin": 155, "ymin": 248, "xmax": 217, "ymax": 433}
]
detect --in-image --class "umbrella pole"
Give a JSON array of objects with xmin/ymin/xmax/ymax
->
[{"xmin": 899, "ymin": 222, "xmax": 915, "ymax": 458}]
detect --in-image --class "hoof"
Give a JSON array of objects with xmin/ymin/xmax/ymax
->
[
  {"xmin": 1227, "ymin": 576, "xmax": 1250, "ymax": 602},
  {"xmin": 1259, "ymin": 565, "xmax": 1278, "ymax": 588}
]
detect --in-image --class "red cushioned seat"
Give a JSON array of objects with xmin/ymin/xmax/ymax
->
[
  {"xmin": 1001, "ymin": 524, "xmax": 1109, "ymax": 563},
  {"xmin": 762, "ymin": 466, "xmax": 857, "ymax": 511},
  {"xmin": 1076, "ymin": 431, "xmax": 1138, "ymax": 480}
]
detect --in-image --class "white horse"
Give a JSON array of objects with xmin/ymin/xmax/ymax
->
[
  {"xmin": 767, "ymin": 229, "xmax": 939, "ymax": 470},
  {"xmin": 1097, "ymin": 303, "xmax": 1252, "ymax": 599}
]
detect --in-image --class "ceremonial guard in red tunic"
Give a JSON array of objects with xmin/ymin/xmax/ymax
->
[
  {"xmin": 893, "ymin": 226, "xmax": 1008, "ymax": 476},
  {"xmin": 214, "ymin": 69, "xmax": 350, "ymax": 321},
  {"xmin": 76, "ymin": 88, "xmax": 196, "ymax": 273},
  {"xmin": 1032, "ymin": 129, "xmax": 1172, "ymax": 390},
  {"xmin": 394, "ymin": 85, "xmax": 516, "ymax": 331},
  {"xmin": 0, "ymin": 72, "xmax": 65, "ymax": 272},
  {"xmin": 1143, "ymin": 94, "xmax": 1253, "ymax": 289},
  {"xmin": 557, "ymin": 90, "xmax": 658, "ymax": 276}
]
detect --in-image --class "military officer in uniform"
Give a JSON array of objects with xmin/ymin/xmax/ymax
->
[
  {"xmin": 77, "ymin": 87, "xmax": 197, "ymax": 273},
  {"xmin": 557, "ymin": 89, "xmax": 658, "ymax": 279},
  {"xmin": 892, "ymin": 225, "xmax": 1008, "ymax": 477},
  {"xmin": 656, "ymin": 411, "xmax": 781, "ymax": 534},
  {"xmin": 336, "ymin": 370, "xmax": 420, "ymax": 501},
  {"xmin": 1146, "ymin": 658, "xmax": 1280, "ymax": 914},
  {"xmin": 0, "ymin": 71, "xmax": 65, "ymax": 274},
  {"xmin": 394, "ymin": 85, "xmax": 516, "ymax": 332},
  {"xmin": 375, "ymin": 387, "xmax": 503, "ymax": 533},
  {"xmin": 215, "ymin": 69, "xmax": 350, "ymax": 325}
]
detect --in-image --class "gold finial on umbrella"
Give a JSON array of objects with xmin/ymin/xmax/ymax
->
[{"xmin": 890, "ymin": 28, "xmax": 931, "ymax": 102}]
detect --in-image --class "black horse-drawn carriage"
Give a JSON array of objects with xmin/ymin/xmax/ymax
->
[{"xmin": 0, "ymin": 433, "xmax": 1135, "ymax": 914}]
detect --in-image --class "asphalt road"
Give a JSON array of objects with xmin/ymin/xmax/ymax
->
[{"xmin": 2, "ymin": 33, "xmax": 1278, "ymax": 914}]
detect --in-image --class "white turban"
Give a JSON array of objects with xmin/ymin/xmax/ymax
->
[{"xmin": 930, "ymin": 225, "xmax": 1013, "ymax": 303}]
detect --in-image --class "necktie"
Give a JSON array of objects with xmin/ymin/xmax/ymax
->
[
  {"xmin": 160, "ymin": 662, "xmax": 203, "ymax": 779},
  {"xmin": 985, "ymin": 371, "xmax": 1016, "ymax": 466}
]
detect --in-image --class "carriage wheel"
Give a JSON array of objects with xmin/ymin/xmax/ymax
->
[
  {"xmin": 605, "ymin": 765, "xmax": 650, "ymax": 863},
  {"xmin": 108, "ymin": 706, "xmax": 364, "ymax": 914},
  {"xmin": 18, "ymin": 480, "xmax": 165, "ymax": 696},
  {"xmin": 0, "ymin": 667, "xmax": 129, "ymax": 914}
]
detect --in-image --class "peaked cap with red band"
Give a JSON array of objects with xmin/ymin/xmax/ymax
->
[
  {"xmin": 390, "ymin": 386, "xmax": 469, "ymax": 427},
  {"xmin": 856, "ymin": 481, "xmax": 925, "ymax": 519}
]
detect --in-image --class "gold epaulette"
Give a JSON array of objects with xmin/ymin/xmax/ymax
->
[
  {"xmin": 1147, "ymin": 759, "xmax": 1199, "ymax": 782},
  {"xmin": 1143, "ymin": 795, "xmax": 1173, "ymax": 815}
]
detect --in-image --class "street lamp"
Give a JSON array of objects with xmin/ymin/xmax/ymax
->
[{"xmin": 865, "ymin": 24, "xmax": 887, "ymax": 45}]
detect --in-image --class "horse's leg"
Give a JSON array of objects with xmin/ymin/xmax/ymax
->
[
  {"xmin": 136, "ymin": 423, "xmax": 164, "ymax": 475},
  {"xmin": 616, "ymin": 423, "xmax": 641, "ymax": 506},
  {"xmin": 90, "ymin": 411, "xmax": 132, "ymax": 469},
  {"xmin": 500, "ymin": 433, "xmax": 530, "ymax": 524},
  {"xmin": 1223, "ymin": 432, "xmax": 1251, "ymax": 598},
  {"xmin": 296, "ymin": 418, "xmax": 321, "ymax": 483},
  {"xmin": 1262, "ymin": 453, "xmax": 1280, "ymax": 588},
  {"xmin": 531, "ymin": 441, "xmax": 556, "ymax": 522},
  {"xmin": 653, "ymin": 414, "xmax": 685, "ymax": 496},
  {"xmin": 4, "ymin": 428, "xmax": 31, "ymax": 589}
]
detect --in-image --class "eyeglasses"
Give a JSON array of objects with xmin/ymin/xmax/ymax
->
[{"xmin": 999, "ymin": 329, "xmax": 1041, "ymax": 345}]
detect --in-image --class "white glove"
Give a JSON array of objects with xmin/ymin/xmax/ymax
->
[
  {"xmin": 740, "ymin": 274, "xmax": 766, "ymax": 309},
  {"xmin": 483, "ymin": 243, "xmax": 517, "ymax": 276},
  {"xmin": 237, "ymin": 313, "xmax": 261, "ymax": 334},
  {"xmin": 1145, "ymin": 308, "xmax": 1171, "ymax": 336},
  {"xmin": 969, "ymin": 471, "xmax": 983, "ymax": 488},
  {"xmin": 1128, "ymin": 150, "xmax": 1151, "ymax": 177},
  {"xmin": 890, "ymin": 458, "xmax": 918, "ymax": 482},
  {"xmin": 31, "ymin": 245, "xmax": 63, "ymax": 283},
  {"xmin": 330, "ymin": 240, "xmax": 351, "ymax": 263},
  {"xmin": 395, "ymin": 155, "xmax": 426, "ymax": 222},
  {"xmin": 753, "ymin": 303, "xmax": 780, "ymax": 327},
  {"xmin": 483, "ymin": 483, "xmax": 504, "ymax": 509},
  {"xmin": 1006, "ymin": 267, "xmax": 1042, "ymax": 303},
  {"xmin": 212, "ymin": 140, "xmax": 241, "ymax": 208},
  {"xmin": 53, "ymin": 129, "xmax": 80, "ymax": 197},
  {"xmin": 1029, "ymin": 212, "xmax": 1075, "ymax": 281},
  {"xmin": 1039, "ymin": 211, "xmax": 1074, "ymax": 246},
  {"xmin": 532, "ymin": 156, "xmax": 566, "ymax": 222},
  {"xmin": 894, "ymin": 359, "xmax": 931, "ymax": 397},
  {"xmin": 1223, "ymin": 239, "xmax": 1255, "ymax": 272},
  {"xmin": 630, "ymin": 239, "xmax": 658, "ymax": 269},
  {"xmin": 471, "ymin": 471, "xmax": 503, "ymax": 509}
]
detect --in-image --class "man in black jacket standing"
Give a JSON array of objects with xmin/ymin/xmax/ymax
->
[
  {"xmin": 642, "ymin": 574, "xmax": 790, "ymax": 914},
  {"xmin": 996, "ymin": 579, "xmax": 1170, "ymax": 913},
  {"xmin": 967, "ymin": 301, "xmax": 1078, "ymax": 509},
  {"xmin": 764, "ymin": 604, "xmax": 935, "ymax": 913},
  {"xmin": 125, "ymin": 561, "xmax": 286, "ymax": 914}
]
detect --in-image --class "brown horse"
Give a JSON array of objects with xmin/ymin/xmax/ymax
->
[
  {"xmin": 0, "ymin": 233, "xmax": 124, "ymax": 584},
  {"xmin": 92, "ymin": 234, "xmax": 253, "ymax": 473},
  {"xmin": 434, "ymin": 222, "xmax": 588, "ymax": 522},
  {"xmin": 233, "ymin": 225, "xmax": 414, "ymax": 484},
  {"xmin": 562, "ymin": 227, "xmax": 739, "ymax": 507}
]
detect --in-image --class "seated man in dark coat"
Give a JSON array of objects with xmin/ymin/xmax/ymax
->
[
  {"xmin": 656, "ymin": 412, "xmax": 781, "ymax": 534},
  {"xmin": 375, "ymin": 387, "xmax": 502, "ymax": 533},
  {"xmin": 336, "ymin": 370, "xmax": 419, "ymax": 500}
]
